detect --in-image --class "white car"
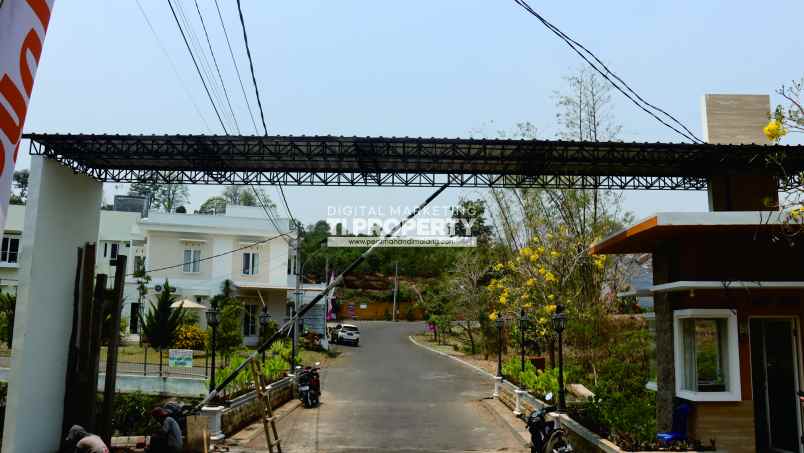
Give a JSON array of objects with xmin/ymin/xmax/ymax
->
[{"xmin": 333, "ymin": 323, "xmax": 360, "ymax": 346}]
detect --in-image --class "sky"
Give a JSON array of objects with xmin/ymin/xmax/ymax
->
[{"xmin": 19, "ymin": 0, "xmax": 804, "ymax": 226}]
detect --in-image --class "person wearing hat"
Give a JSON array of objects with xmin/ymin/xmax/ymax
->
[
  {"xmin": 147, "ymin": 407, "xmax": 183, "ymax": 453},
  {"xmin": 65, "ymin": 425, "xmax": 109, "ymax": 453}
]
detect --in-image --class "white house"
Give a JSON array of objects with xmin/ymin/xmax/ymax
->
[{"xmin": 3, "ymin": 203, "xmax": 326, "ymax": 346}]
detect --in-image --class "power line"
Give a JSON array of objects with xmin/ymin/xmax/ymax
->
[
  {"xmin": 166, "ymin": 0, "xmax": 229, "ymax": 134},
  {"xmin": 133, "ymin": 0, "xmax": 213, "ymax": 134},
  {"xmin": 193, "ymin": 0, "xmax": 241, "ymax": 134},
  {"xmin": 174, "ymin": 0, "xmax": 234, "ymax": 133},
  {"xmin": 235, "ymin": 0, "xmax": 269, "ymax": 135},
  {"xmin": 213, "ymin": 0, "xmax": 260, "ymax": 135},
  {"xmin": 512, "ymin": 0, "xmax": 704, "ymax": 144}
]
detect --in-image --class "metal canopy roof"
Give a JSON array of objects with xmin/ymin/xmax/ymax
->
[{"xmin": 23, "ymin": 133, "xmax": 804, "ymax": 190}]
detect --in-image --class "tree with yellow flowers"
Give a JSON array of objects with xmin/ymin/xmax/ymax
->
[{"xmin": 765, "ymin": 78, "xmax": 803, "ymax": 144}]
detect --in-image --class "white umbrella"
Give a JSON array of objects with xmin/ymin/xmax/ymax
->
[{"xmin": 170, "ymin": 299, "xmax": 206, "ymax": 310}]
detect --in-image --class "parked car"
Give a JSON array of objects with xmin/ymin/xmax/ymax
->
[{"xmin": 332, "ymin": 323, "xmax": 360, "ymax": 346}]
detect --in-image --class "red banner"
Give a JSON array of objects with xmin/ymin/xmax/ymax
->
[{"xmin": 0, "ymin": 0, "xmax": 55, "ymax": 226}]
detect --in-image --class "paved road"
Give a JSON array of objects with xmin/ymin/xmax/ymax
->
[{"xmin": 248, "ymin": 321, "xmax": 526, "ymax": 453}]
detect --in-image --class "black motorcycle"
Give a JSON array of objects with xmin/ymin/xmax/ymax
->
[
  {"xmin": 518, "ymin": 392, "xmax": 573, "ymax": 453},
  {"xmin": 297, "ymin": 362, "xmax": 321, "ymax": 408}
]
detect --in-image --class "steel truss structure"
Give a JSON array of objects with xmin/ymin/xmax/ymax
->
[{"xmin": 24, "ymin": 133, "xmax": 804, "ymax": 190}]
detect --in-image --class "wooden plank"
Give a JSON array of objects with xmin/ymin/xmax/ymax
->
[
  {"xmin": 86, "ymin": 273, "xmax": 108, "ymax": 432},
  {"xmin": 100, "ymin": 255, "xmax": 127, "ymax": 446}
]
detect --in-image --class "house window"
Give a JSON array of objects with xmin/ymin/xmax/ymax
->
[
  {"xmin": 243, "ymin": 304, "xmax": 257, "ymax": 336},
  {"xmin": 674, "ymin": 309, "xmax": 741, "ymax": 401},
  {"xmin": 1, "ymin": 236, "xmax": 20, "ymax": 264},
  {"xmin": 110, "ymin": 243, "xmax": 119, "ymax": 265},
  {"xmin": 182, "ymin": 249, "xmax": 201, "ymax": 273},
  {"xmin": 242, "ymin": 252, "xmax": 259, "ymax": 275}
]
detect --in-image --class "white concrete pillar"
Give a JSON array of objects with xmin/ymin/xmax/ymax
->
[
  {"xmin": 514, "ymin": 388, "xmax": 526, "ymax": 416},
  {"xmin": 492, "ymin": 376, "xmax": 503, "ymax": 398},
  {"xmin": 1, "ymin": 157, "xmax": 103, "ymax": 453},
  {"xmin": 201, "ymin": 406, "xmax": 225, "ymax": 441}
]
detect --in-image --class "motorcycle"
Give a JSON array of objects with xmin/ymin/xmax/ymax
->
[
  {"xmin": 518, "ymin": 392, "xmax": 573, "ymax": 453},
  {"xmin": 296, "ymin": 362, "xmax": 321, "ymax": 408}
]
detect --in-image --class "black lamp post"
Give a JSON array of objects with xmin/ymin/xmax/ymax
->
[
  {"xmin": 495, "ymin": 316, "xmax": 504, "ymax": 377},
  {"xmin": 519, "ymin": 308, "xmax": 528, "ymax": 373},
  {"xmin": 205, "ymin": 301, "xmax": 221, "ymax": 393},
  {"xmin": 259, "ymin": 306, "xmax": 271, "ymax": 362},
  {"xmin": 551, "ymin": 304, "xmax": 568, "ymax": 412}
]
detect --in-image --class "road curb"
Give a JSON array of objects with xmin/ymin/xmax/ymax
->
[{"xmin": 408, "ymin": 335, "xmax": 495, "ymax": 380}]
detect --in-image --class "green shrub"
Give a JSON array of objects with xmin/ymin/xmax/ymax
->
[
  {"xmin": 587, "ymin": 330, "xmax": 656, "ymax": 448},
  {"xmin": 173, "ymin": 324, "xmax": 208, "ymax": 350},
  {"xmin": 383, "ymin": 309, "xmax": 392, "ymax": 321},
  {"xmin": 210, "ymin": 340, "xmax": 299, "ymax": 399},
  {"xmin": 502, "ymin": 357, "xmax": 558, "ymax": 400}
]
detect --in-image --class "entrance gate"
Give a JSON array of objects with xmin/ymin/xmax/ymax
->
[{"xmin": 8, "ymin": 106, "xmax": 804, "ymax": 452}]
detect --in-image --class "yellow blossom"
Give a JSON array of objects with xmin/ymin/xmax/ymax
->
[
  {"xmin": 493, "ymin": 262, "xmax": 504, "ymax": 272},
  {"xmin": 523, "ymin": 303, "xmax": 532, "ymax": 308},
  {"xmin": 489, "ymin": 311, "xmax": 498, "ymax": 321},
  {"xmin": 519, "ymin": 247, "xmax": 532, "ymax": 257},
  {"xmin": 499, "ymin": 295, "xmax": 508, "ymax": 305},
  {"xmin": 538, "ymin": 266, "xmax": 546, "ymax": 275},
  {"xmin": 529, "ymin": 254, "xmax": 539, "ymax": 263},
  {"xmin": 544, "ymin": 271, "xmax": 557, "ymax": 283},
  {"xmin": 526, "ymin": 278, "xmax": 536, "ymax": 287},
  {"xmin": 547, "ymin": 294, "xmax": 555, "ymax": 301},
  {"xmin": 546, "ymin": 304, "xmax": 557, "ymax": 314},
  {"xmin": 550, "ymin": 251, "xmax": 560, "ymax": 258},
  {"xmin": 537, "ymin": 246, "xmax": 545, "ymax": 254},
  {"xmin": 763, "ymin": 119, "xmax": 788, "ymax": 142}
]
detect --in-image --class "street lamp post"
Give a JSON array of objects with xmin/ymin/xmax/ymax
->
[
  {"xmin": 495, "ymin": 316, "xmax": 504, "ymax": 377},
  {"xmin": 551, "ymin": 304, "xmax": 568, "ymax": 412},
  {"xmin": 519, "ymin": 308, "xmax": 528, "ymax": 373},
  {"xmin": 205, "ymin": 301, "xmax": 221, "ymax": 393},
  {"xmin": 259, "ymin": 306, "xmax": 271, "ymax": 363}
]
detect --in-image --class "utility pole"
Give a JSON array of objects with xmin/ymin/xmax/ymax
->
[
  {"xmin": 392, "ymin": 261, "xmax": 398, "ymax": 322},
  {"xmin": 292, "ymin": 230, "xmax": 302, "ymax": 374}
]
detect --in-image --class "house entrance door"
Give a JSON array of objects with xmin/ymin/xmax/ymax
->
[{"xmin": 750, "ymin": 318, "xmax": 802, "ymax": 453}]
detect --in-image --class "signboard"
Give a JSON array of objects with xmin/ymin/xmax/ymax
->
[
  {"xmin": 0, "ymin": 0, "xmax": 56, "ymax": 227},
  {"xmin": 168, "ymin": 349, "xmax": 193, "ymax": 368}
]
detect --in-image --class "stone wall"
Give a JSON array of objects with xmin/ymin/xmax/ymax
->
[{"xmin": 220, "ymin": 377, "xmax": 294, "ymax": 436}]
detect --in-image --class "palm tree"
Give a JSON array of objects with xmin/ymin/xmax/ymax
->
[{"xmin": 140, "ymin": 281, "xmax": 185, "ymax": 376}]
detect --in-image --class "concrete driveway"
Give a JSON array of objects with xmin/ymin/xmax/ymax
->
[{"xmin": 247, "ymin": 321, "xmax": 526, "ymax": 453}]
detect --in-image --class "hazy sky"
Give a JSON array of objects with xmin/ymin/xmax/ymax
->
[{"xmin": 20, "ymin": 0, "xmax": 804, "ymax": 225}]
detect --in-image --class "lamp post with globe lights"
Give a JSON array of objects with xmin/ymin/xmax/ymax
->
[
  {"xmin": 551, "ymin": 304, "xmax": 568, "ymax": 412},
  {"xmin": 205, "ymin": 301, "xmax": 221, "ymax": 393}
]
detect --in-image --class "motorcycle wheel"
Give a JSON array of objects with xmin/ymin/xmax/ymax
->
[{"xmin": 544, "ymin": 429, "xmax": 572, "ymax": 452}]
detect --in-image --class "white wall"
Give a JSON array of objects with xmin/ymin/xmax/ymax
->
[{"xmin": 2, "ymin": 158, "xmax": 103, "ymax": 453}]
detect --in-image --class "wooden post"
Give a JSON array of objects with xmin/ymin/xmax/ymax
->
[
  {"xmin": 60, "ymin": 246, "xmax": 86, "ymax": 444},
  {"xmin": 69, "ymin": 243, "xmax": 97, "ymax": 430},
  {"xmin": 87, "ymin": 273, "xmax": 108, "ymax": 432},
  {"xmin": 100, "ymin": 255, "xmax": 127, "ymax": 446}
]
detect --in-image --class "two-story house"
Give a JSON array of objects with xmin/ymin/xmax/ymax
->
[
  {"xmin": 4, "ymin": 201, "xmax": 325, "ymax": 347},
  {"xmin": 124, "ymin": 205, "xmax": 326, "ymax": 346}
]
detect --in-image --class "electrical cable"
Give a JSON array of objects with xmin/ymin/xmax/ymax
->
[
  {"xmin": 174, "ymin": 0, "xmax": 233, "ymax": 132},
  {"xmin": 134, "ymin": 0, "xmax": 213, "ymax": 134},
  {"xmin": 512, "ymin": 0, "xmax": 704, "ymax": 144},
  {"xmin": 235, "ymin": 0, "xmax": 269, "ymax": 135},
  {"xmin": 166, "ymin": 0, "xmax": 229, "ymax": 134},
  {"xmin": 193, "ymin": 0, "xmax": 241, "ymax": 134},
  {"xmin": 213, "ymin": 0, "xmax": 260, "ymax": 135}
]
